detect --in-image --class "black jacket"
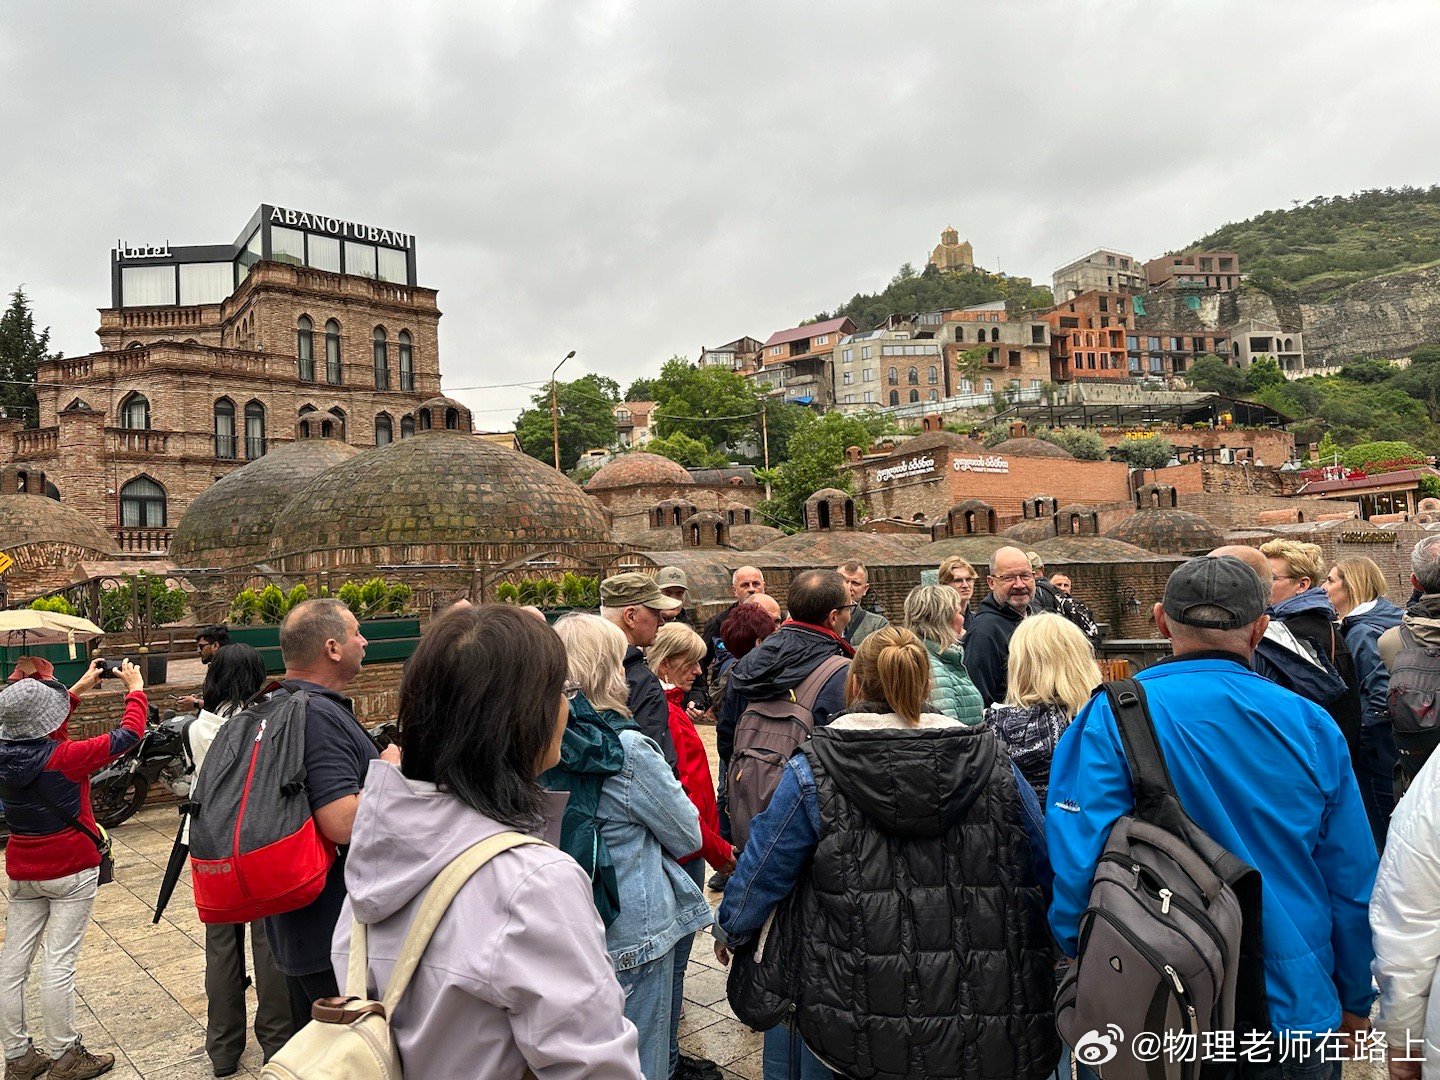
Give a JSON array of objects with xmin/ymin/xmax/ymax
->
[
  {"xmin": 734, "ymin": 721, "xmax": 1058, "ymax": 1079},
  {"xmin": 729, "ymin": 625, "xmax": 849, "ymax": 729},
  {"xmin": 962, "ymin": 594, "xmax": 1027, "ymax": 707},
  {"xmin": 623, "ymin": 645, "xmax": 676, "ymax": 767},
  {"xmin": 1275, "ymin": 607, "xmax": 1364, "ymax": 761}
]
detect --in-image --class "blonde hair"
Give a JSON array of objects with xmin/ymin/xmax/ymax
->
[
  {"xmin": 1005, "ymin": 613, "xmax": 1101, "ymax": 718},
  {"xmin": 647, "ymin": 622, "xmax": 705, "ymax": 676},
  {"xmin": 1259, "ymin": 539, "xmax": 1324, "ymax": 586},
  {"xmin": 1331, "ymin": 556, "xmax": 1388, "ymax": 607},
  {"xmin": 902, "ymin": 584, "xmax": 963, "ymax": 647},
  {"xmin": 847, "ymin": 626, "xmax": 931, "ymax": 725},
  {"xmin": 938, "ymin": 555, "xmax": 975, "ymax": 584},
  {"xmin": 553, "ymin": 613, "xmax": 631, "ymax": 716}
]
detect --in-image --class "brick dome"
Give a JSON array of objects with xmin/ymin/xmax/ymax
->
[
  {"xmin": 1106, "ymin": 509, "xmax": 1226, "ymax": 556},
  {"xmin": 763, "ymin": 530, "xmax": 919, "ymax": 562},
  {"xmin": 922, "ymin": 535, "xmax": 1011, "ymax": 563},
  {"xmin": 1002, "ymin": 518, "xmax": 1058, "ymax": 544},
  {"xmin": 0, "ymin": 495, "xmax": 115, "ymax": 557},
  {"xmin": 1034, "ymin": 536, "xmax": 1169, "ymax": 563},
  {"xmin": 990, "ymin": 437, "xmax": 1073, "ymax": 459},
  {"xmin": 267, "ymin": 431, "xmax": 611, "ymax": 571},
  {"xmin": 172, "ymin": 440, "xmax": 362, "ymax": 569},
  {"xmin": 587, "ymin": 452, "xmax": 695, "ymax": 492},
  {"xmin": 727, "ymin": 523, "xmax": 786, "ymax": 550}
]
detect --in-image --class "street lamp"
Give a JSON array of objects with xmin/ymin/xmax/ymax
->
[{"xmin": 551, "ymin": 350, "xmax": 576, "ymax": 471}]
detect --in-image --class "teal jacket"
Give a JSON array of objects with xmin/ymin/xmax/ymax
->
[{"xmin": 924, "ymin": 639, "xmax": 984, "ymax": 726}]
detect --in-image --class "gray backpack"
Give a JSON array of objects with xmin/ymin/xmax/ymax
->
[
  {"xmin": 726, "ymin": 655, "xmax": 848, "ymax": 849},
  {"xmin": 1387, "ymin": 625, "xmax": 1440, "ymax": 796},
  {"xmin": 1055, "ymin": 680, "xmax": 1268, "ymax": 1079}
]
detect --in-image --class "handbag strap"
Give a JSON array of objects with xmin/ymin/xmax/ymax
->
[
  {"xmin": 0, "ymin": 780, "xmax": 107, "ymax": 853},
  {"xmin": 345, "ymin": 832, "xmax": 545, "ymax": 1009}
]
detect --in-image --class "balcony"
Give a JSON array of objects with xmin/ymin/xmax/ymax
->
[
  {"xmin": 114, "ymin": 528, "xmax": 172, "ymax": 554},
  {"xmin": 107, "ymin": 428, "xmax": 172, "ymax": 455},
  {"xmin": 14, "ymin": 428, "xmax": 58, "ymax": 456}
]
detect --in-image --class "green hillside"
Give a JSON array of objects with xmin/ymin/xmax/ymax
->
[
  {"xmin": 1190, "ymin": 186, "xmax": 1440, "ymax": 300},
  {"xmin": 811, "ymin": 262, "xmax": 1053, "ymax": 331}
]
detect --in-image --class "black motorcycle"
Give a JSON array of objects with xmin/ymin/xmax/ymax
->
[{"xmin": 89, "ymin": 707, "xmax": 193, "ymax": 829}]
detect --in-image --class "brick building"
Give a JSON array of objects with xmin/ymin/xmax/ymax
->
[
  {"xmin": 1037, "ymin": 291, "xmax": 1134, "ymax": 381},
  {"xmin": 1144, "ymin": 251, "xmax": 1242, "ymax": 291},
  {"xmin": 1051, "ymin": 248, "xmax": 1145, "ymax": 301},
  {"xmin": 583, "ymin": 452, "xmax": 768, "ymax": 550},
  {"xmin": 0, "ymin": 204, "xmax": 445, "ymax": 553}
]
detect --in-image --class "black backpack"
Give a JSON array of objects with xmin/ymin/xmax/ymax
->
[
  {"xmin": 1387, "ymin": 625, "xmax": 1440, "ymax": 795},
  {"xmin": 1055, "ymin": 680, "xmax": 1269, "ymax": 1080}
]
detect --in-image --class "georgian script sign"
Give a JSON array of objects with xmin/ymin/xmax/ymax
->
[
  {"xmin": 875, "ymin": 455, "xmax": 937, "ymax": 483},
  {"xmin": 268, "ymin": 206, "xmax": 413, "ymax": 249},
  {"xmin": 1339, "ymin": 530, "xmax": 1397, "ymax": 544},
  {"xmin": 116, "ymin": 241, "xmax": 171, "ymax": 259},
  {"xmin": 953, "ymin": 454, "xmax": 1010, "ymax": 475}
]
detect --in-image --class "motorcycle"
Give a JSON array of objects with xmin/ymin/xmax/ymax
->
[{"xmin": 89, "ymin": 707, "xmax": 193, "ymax": 830}]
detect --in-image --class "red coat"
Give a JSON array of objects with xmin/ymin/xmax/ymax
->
[{"xmin": 664, "ymin": 686, "xmax": 729, "ymax": 868}]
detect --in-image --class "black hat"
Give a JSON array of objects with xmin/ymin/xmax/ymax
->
[{"xmin": 1162, "ymin": 555, "xmax": 1268, "ymax": 630}]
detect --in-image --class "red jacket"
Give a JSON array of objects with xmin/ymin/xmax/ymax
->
[
  {"xmin": 664, "ymin": 686, "xmax": 729, "ymax": 868},
  {"xmin": 0, "ymin": 690, "xmax": 148, "ymax": 880}
]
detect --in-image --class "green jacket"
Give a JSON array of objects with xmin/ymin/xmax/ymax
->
[{"xmin": 924, "ymin": 639, "xmax": 984, "ymax": 726}]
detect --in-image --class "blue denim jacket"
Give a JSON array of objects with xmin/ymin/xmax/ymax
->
[
  {"xmin": 598, "ymin": 728, "xmax": 712, "ymax": 970},
  {"xmin": 718, "ymin": 749, "xmax": 1048, "ymax": 943}
]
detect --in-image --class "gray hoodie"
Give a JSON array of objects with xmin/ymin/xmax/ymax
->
[{"xmin": 333, "ymin": 760, "xmax": 642, "ymax": 1080}]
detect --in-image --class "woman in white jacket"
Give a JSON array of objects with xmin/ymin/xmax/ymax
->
[
  {"xmin": 1372, "ymin": 751, "xmax": 1440, "ymax": 1079},
  {"xmin": 187, "ymin": 644, "xmax": 293, "ymax": 1076}
]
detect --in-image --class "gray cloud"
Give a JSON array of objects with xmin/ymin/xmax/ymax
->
[{"xmin": 3, "ymin": 0, "xmax": 1439, "ymax": 426}]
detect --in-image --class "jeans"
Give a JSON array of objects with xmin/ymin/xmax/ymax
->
[
  {"xmin": 617, "ymin": 949, "xmax": 676, "ymax": 1080},
  {"xmin": 1356, "ymin": 722, "xmax": 1399, "ymax": 851},
  {"xmin": 0, "ymin": 867, "xmax": 99, "ymax": 1059},
  {"xmin": 669, "ymin": 861, "xmax": 708, "ymax": 1076},
  {"xmin": 284, "ymin": 968, "xmax": 339, "ymax": 1034},
  {"xmin": 762, "ymin": 1024, "xmax": 838, "ymax": 1079}
]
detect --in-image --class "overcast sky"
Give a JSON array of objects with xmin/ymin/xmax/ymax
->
[{"xmin": 3, "ymin": 0, "xmax": 1438, "ymax": 427}]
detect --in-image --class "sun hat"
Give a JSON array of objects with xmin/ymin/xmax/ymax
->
[{"xmin": 0, "ymin": 678, "xmax": 71, "ymax": 742}]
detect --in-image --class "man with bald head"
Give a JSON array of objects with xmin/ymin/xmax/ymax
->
[
  {"xmin": 1210, "ymin": 545, "xmax": 1349, "ymax": 715},
  {"xmin": 963, "ymin": 545, "xmax": 1037, "ymax": 706},
  {"xmin": 701, "ymin": 566, "xmax": 766, "ymax": 678}
]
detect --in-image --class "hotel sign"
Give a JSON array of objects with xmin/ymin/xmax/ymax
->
[
  {"xmin": 875, "ymin": 455, "xmax": 937, "ymax": 483},
  {"xmin": 116, "ymin": 241, "xmax": 172, "ymax": 259},
  {"xmin": 953, "ymin": 454, "xmax": 1010, "ymax": 475},
  {"xmin": 267, "ymin": 205, "xmax": 413, "ymax": 249}
]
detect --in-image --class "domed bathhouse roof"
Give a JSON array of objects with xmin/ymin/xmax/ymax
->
[
  {"xmin": 0, "ymin": 494, "xmax": 117, "ymax": 557},
  {"xmin": 921, "ymin": 534, "xmax": 1012, "ymax": 564},
  {"xmin": 761, "ymin": 530, "xmax": 923, "ymax": 564},
  {"xmin": 1001, "ymin": 517, "xmax": 1059, "ymax": 545},
  {"xmin": 414, "ymin": 395, "xmax": 473, "ymax": 433},
  {"xmin": 171, "ymin": 440, "xmax": 362, "ymax": 569},
  {"xmin": 1106, "ymin": 508, "xmax": 1226, "ymax": 556},
  {"xmin": 586, "ymin": 452, "xmax": 696, "ymax": 492},
  {"xmin": 727, "ymin": 523, "xmax": 786, "ymax": 550},
  {"xmin": 989, "ymin": 437, "xmax": 1073, "ymax": 459},
  {"xmin": 1033, "ymin": 536, "xmax": 1169, "ymax": 564},
  {"xmin": 266, "ymin": 431, "xmax": 613, "ymax": 574}
]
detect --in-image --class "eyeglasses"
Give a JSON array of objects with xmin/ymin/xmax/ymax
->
[
  {"xmin": 562, "ymin": 681, "xmax": 582, "ymax": 701},
  {"xmin": 951, "ymin": 576, "xmax": 976, "ymax": 586},
  {"xmin": 992, "ymin": 572, "xmax": 1035, "ymax": 585}
]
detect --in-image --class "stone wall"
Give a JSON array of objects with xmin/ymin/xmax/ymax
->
[{"xmin": 593, "ymin": 483, "xmax": 764, "ymax": 549}]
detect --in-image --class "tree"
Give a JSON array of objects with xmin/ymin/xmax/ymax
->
[
  {"xmin": 1339, "ymin": 358, "xmax": 1394, "ymax": 384},
  {"xmin": 0, "ymin": 288, "xmax": 57, "ymax": 427},
  {"xmin": 1186, "ymin": 354, "xmax": 1246, "ymax": 396},
  {"xmin": 1037, "ymin": 427, "xmax": 1107, "ymax": 461},
  {"xmin": 645, "ymin": 430, "xmax": 727, "ymax": 469},
  {"xmin": 756, "ymin": 400, "xmax": 811, "ymax": 465},
  {"xmin": 1114, "ymin": 436, "xmax": 1176, "ymax": 470},
  {"xmin": 761, "ymin": 412, "xmax": 875, "ymax": 527},
  {"xmin": 1339, "ymin": 441, "xmax": 1428, "ymax": 471},
  {"xmin": 1243, "ymin": 358, "xmax": 1286, "ymax": 392},
  {"xmin": 624, "ymin": 377, "xmax": 662, "ymax": 402},
  {"xmin": 650, "ymin": 357, "xmax": 760, "ymax": 449},
  {"xmin": 514, "ymin": 373, "xmax": 620, "ymax": 472}
]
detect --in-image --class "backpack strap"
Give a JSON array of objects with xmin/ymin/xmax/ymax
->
[
  {"xmin": 792, "ymin": 654, "xmax": 849, "ymax": 714},
  {"xmin": 346, "ymin": 832, "xmax": 546, "ymax": 1009},
  {"xmin": 1103, "ymin": 678, "xmax": 1189, "ymax": 837}
]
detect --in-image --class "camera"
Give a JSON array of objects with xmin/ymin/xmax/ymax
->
[{"xmin": 95, "ymin": 657, "xmax": 129, "ymax": 679}]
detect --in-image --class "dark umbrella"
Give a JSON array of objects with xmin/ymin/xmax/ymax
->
[{"xmin": 151, "ymin": 809, "xmax": 189, "ymax": 925}]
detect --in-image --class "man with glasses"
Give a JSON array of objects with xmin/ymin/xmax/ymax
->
[
  {"xmin": 962, "ymin": 546, "xmax": 1037, "ymax": 707},
  {"xmin": 938, "ymin": 556, "xmax": 978, "ymax": 611}
]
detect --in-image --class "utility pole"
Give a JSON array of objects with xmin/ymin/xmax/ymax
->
[
  {"xmin": 550, "ymin": 350, "xmax": 576, "ymax": 471},
  {"xmin": 760, "ymin": 405, "xmax": 772, "ymax": 501}
]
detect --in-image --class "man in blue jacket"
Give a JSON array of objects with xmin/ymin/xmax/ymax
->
[{"xmin": 1047, "ymin": 555, "xmax": 1378, "ymax": 1064}]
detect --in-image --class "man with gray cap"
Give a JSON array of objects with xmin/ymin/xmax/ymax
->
[
  {"xmin": 1047, "ymin": 556, "xmax": 1379, "ymax": 1063},
  {"xmin": 602, "ymin": 572, "xmax": 680, "ymax": 767},
  {"xmin": 0, "ymin": 657, "xmax": 146, "ymax": 1080}
]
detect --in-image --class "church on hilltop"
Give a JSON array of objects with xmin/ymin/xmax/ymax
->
[{"xmin": 929, "ymin": 227, "xmax": 975, "ymax": 273}]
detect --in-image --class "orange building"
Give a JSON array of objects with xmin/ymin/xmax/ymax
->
[{"xmin": 1036, "ymin": 291, "xmax": 1133, "ymax": 381}]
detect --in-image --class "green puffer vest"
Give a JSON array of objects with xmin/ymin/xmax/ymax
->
[{"xmin": 925, "ymin": 639, "xmax": 984, "ymax": 725}]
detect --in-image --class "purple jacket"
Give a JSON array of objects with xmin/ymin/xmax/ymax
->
[{"xmin": 333, "ymin": 760, "xmax": 642, "ymax": 1080}]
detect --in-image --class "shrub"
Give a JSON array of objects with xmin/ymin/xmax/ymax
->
[
  {"xmin": 1114, "ymin": 436, "xmax": 1177, "ymax": 471},
  {"xmin": 1339, "ymin": 440, "xmax": 1428, "ymax": 472},
  {"xmin": 28, "ymin": 595, "xmax": 76, "ymax": 615},
  {"xmin": 1037, "ymin": 427, "xmax": 1107, "ymax": 461},
  {"xmin": 227, "ymin": 578, "xmax": 411, "ymax": 625},
  {"xmin": 100, "ymin": 573, "xmax": 187, "ymax": 634}
]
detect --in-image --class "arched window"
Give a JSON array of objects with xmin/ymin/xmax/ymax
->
[
  {"xmin": 444, "ymin": 407, "xmax": 459, "ymax": 430},
  {"xmin": 955, "ymin": 327, "xmax": 964, "ymax": 342},
  {"xmin": 907, "ymin": 367, "xmax": 918, "ymax": 385},
  {"xmin": 244, "ymin": 401, "xmax": 266, "ymax": 459},
  {"xmin": 887, "ymin": 367, "xmax": 898, "ymax": 386},
  {"xmin": 928, "ymin": 365, "xmax": 938, "ymax": 384},
  {"xmin": 888, "ymin": 390, "xmax": 899, "ymax": 406},
  {"xmin": 328, "ymin": 406, "xmax": 346, "ymax": 441},
  {"xmin": 909, "ymin": 389, "xmax": 920, "ymax": 403},
  {"xmin": 375, "ymin": 413, "xmax": 393, "ymax": 446},
  {"xmin": 297, "ymin": 316, "xmax": 315, "ymax": 381},
  {"xmin": 372, "ymin": 327, "xmax": 389, "ymax": 390},
  {"xmin": 213, "ymin": 398, "xmax": 236, "ymax": 459},
  {"xmin": 400, "ymin": 414, "xmax": 415, "ymax": 438},
  {"xmin": 119, "ymin": 476, "xmax": 166, "ymax": 527},
  {"xmin": 298, "ymin": 404, "xmax": 316, "ymax": 439},
  {"xmin": 398, "ymin": 331, "xmax": 414, "ymax": 391},
  {"xmin": 418, "ymin": 409, "xmax": 432, "ymax": 431},
  {"xmin": 120, "ymin": 392, "xmax": 150, "ymax": 430},
  {"xmin": 325, "ymin": 320, "xmax": 342, "ymax": 384},
  {"xmin": 991, "ymin": 327, "xmax": 1000, "ymax": 342},
  {"xmin": 320, "ymin": 420, "xmax": 333, "ymax": 438},
  {"xmin": 928, "ymin": 389, "xmax": 939, "ymax": 402}
]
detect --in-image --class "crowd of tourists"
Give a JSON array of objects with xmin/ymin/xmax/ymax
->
[{"xmin": 7, "ymin": 538, "xmax": 1440, "ymax": 1078}]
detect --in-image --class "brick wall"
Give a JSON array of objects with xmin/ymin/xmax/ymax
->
[{"xmin": 592, "ymin": 483, "xmax": 764, "ymax": 548}]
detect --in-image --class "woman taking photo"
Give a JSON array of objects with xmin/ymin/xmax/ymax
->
[
  {"xmin": 333, "ymin": 604, "xmax": 642, "ymax": 1078},
  {"xmin": 717, "ymin": 627, "xmax": 1055, "ymax": 1080},
  {"xmin": 1325, "ymin": 556, "xmax": 1404, "ymax": 849},
  {"xmin": 902, "ymin": 584, "xmax": 983, "ymax": 725},
  {"xmin": 984, "ymin": 613, "xmax": 1100, "ymax": 803},
  {"xmin": 549, "ymin": 614, "xmax": 710, "ymax": 1080},
  {"xmin": 187, "ymin": 644, "xmax": 292, "ymax": 1076}
]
